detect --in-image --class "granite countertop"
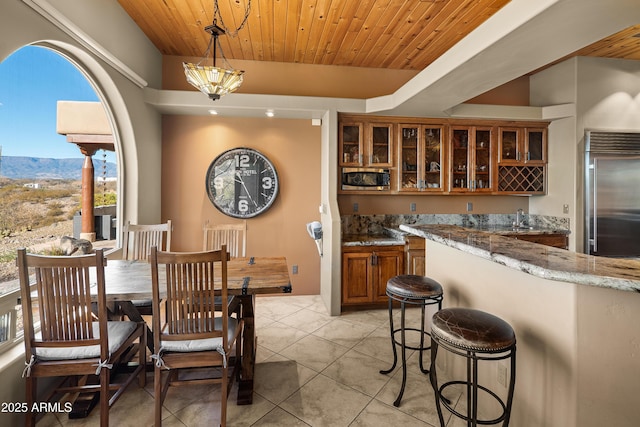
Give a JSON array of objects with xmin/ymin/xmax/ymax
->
[
  {"xmin": 342, "ymin": 223, "xmax": 568, "ymax": 247},
  {"xmin": 342, "ymin": 230, "xmax": 405, "ymax": 246},
  {"xmin": 400, "ymin": 223, "xmax": 640, "ymax": 293},
  {"xmin": 471, "ymin": 224, "xmax": 570, "ymax": 235}
]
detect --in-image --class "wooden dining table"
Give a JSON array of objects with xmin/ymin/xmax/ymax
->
[{"xmin": 97, "ymin": 256, "xmax": 292, "ymax": 405}]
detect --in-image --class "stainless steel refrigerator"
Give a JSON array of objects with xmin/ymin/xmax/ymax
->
[{"xmin": 585, "ymin": 131, "xmax": 640, "ymax": 257}]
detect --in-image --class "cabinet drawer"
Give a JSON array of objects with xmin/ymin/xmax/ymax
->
[{"xmin": 510, "ymin": 233, "xmax": 568, "ymax": 249}]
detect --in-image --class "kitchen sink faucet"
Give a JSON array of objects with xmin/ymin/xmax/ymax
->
[{"xmin": 515, "ymin": 208, "xmax": 525, "ymax": 227}]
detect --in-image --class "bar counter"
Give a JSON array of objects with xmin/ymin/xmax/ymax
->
[
  {"xmin": 399, "ymin": 223, "xmax": 640, "ymax": 427},
  {"xmin": 400, "ymin": 223, "xmax": 640, "ymax": 293}
]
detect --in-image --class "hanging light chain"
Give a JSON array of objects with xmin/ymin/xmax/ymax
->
[
  {"xmin": 101, "ymin": 149, "xmax": 107, "ymax": 203},
  {"xmin": 215, "ymin": 36, "xmax": 235, "ymax": 70},
  {"xmin": 213, "ymin": 0, "xmax": 251, "ymax": 38}
]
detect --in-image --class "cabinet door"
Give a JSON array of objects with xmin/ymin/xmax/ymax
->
[
  {"xmin": 405, "ymin": 236, "xmax": 426, "ymax": 276},
  {"xmin": 340, "ymin": 122, "xmax": 363, "ymax": 165},
  {"xmin": 525, "ymin": 128, "xmax": 546, "ymax": 163},
  {"xmin": 450, "ymin": 127, "xmax": 470, "ymax": 191},
  {"xmin": 372, "ymin": 249, "xmax": 404, "ymax": 303},
  {"xmin": 422, "ymin": 126, "xmax": 444, "ymax": 191},
  {"xmin": 399, "ymin": 125, "xmax": 420, "ymax": 191},
  {"xmin": 473, "ymin": 127, "xmax": 493, "ymax": 191},
  {"xmin": 499, "ymin": 127, "xmax": 522, "ymax": 163},
  {"xmin": 342, "ymin": 251, "xmax": 373, "ymax": 304},
  {"xmin": 368, "ymin": 123, "xmax": 393, "ymax": 167}
]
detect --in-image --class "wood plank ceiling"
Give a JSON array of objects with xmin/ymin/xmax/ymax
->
[{"xmin": 119, "ymin": 0, "xmax": 640, "ymax": 72}]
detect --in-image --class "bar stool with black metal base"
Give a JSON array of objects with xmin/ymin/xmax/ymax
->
[
  {"xmin": 380, "ymin": 274, "xmax": 443, "ymax": 407},
  {"xmin": 430, "ymin": 307, "xmax": 516, "ymax": 427}
]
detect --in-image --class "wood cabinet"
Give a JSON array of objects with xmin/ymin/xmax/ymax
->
[
  {"xmin": 405, "ymin": 236, "xmax": 425, "ymax": 276},
  {"xmin": 507, "ymin": 233, "xmax": 568, "ymax": 249},
  {"xmin": 339, "ymin": 121, "xmax": 363, "ymax": 165},
  {"xmin": 339, "ymin": 120, "xmax": 393, "ymax": 167},
  {"xmin": 449, "ymin": 126, "xmax": 494, "ymax": 192},
  {"xmin": 497, "ymin": 127, "xmax": 547, "ymax": 194},
  {"xmin": 338, "ymin": 114, "xmax": 549, "ymax": 195},
  {"xmin": 342, "ymin": 245, "xmax": 404, "ymax": 307},
  {"xmin": 398, "ymin": 124, "xmax": 445, "ymax": 192},
  {"xmin": 498, "ymin": 127, "xmax": 546, "ymax": 164},
  {"xmin": 368, "ymin": 122, "xmax": 394, "ymax": 167}
]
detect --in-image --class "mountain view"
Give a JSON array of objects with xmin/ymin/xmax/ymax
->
[{"xmin": 0, "ymin": 156, "xmax": 117, "ymax": 180}]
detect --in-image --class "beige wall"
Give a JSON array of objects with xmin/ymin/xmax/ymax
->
[
  {"xmin": 576, "ymin": 283, "xmax": 640, "ymax": 426},
  {"xmin": 530, "ymin": 57, "xmax": 640, "ymax": 252},
  {"xmin": 164, "ymin": 55, "xmax": 533, "ymax": 103},
  {"xmin": 161, "ymin": 115, "xmax": 321, "ymax": 295},
  {"xmin": 465, "ymin": 76, "xmax": 530, "ymax": 106},
  {"xmin": 163, "ymin": 55, "xmax": 419, "ymax": 99}
]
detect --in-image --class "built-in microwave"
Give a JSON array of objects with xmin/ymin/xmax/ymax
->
[{"xmin": 341, "ymin": 168, "xmax": 390, "ymax": 191}]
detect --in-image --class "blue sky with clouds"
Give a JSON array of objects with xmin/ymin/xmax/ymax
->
[{"xmin": 0, "ymin": 45, "xmax": 115, "ymax": 162}]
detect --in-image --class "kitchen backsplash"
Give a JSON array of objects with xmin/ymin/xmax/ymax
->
[{"xmin": 341, "ymin": 214, "xmax": 570, "ymax": 235}]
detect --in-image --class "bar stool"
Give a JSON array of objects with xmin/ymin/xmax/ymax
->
[
  {"xmin": 429, "ymin": 308, "xmax": 516, "ymax": 427},
  {"xmin": 379, "ymin": 275, "xmax": 443, "ymax": 407}
]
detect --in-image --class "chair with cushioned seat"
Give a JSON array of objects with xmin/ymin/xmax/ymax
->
[
  {"xmin": 380, "ymin": 274, "xmax": 443, "ymax": 407},
  {"xmin": 429, "ymin": 307, "xmax": 516, "ymax": 427},
  {"xmin": 17, "ymin": 248, "xmax": 146, "ymax": 427},
  {"xmin": 149, "ymin": 245, "xmax": 243, "ymax": 427}
]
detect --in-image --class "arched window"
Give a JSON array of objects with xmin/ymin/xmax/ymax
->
[{"xmin": 0, "ymin": 46, "xmax": 119, "ymax": 346}]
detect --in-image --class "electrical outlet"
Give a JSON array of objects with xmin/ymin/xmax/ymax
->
[
  {"xmin": 292, "ymin": 265, "xmax": 298, "ymax": 274},
  {"xmin": 353, "ymin": 202, "xmax": 359, "ymax": 212},
  {"xmin": 410, "ymin": 202, "xmax": 416, "ymax": 212},
  {"xmin": 467, "ymin": 202, "xmax": 473, "ymax": 212},
  {"xmin": 497, "ymin": 362, "xmax": 507, "ymax": 387},
  {"xmin": 563, "ymin": 204, "xmax": 569, "ymax": 214}
]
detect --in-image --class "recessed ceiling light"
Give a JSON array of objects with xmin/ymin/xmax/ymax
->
[
  {"xmin": 265, "ymin": 110, "xmax": 275, "ymax": 117},
  {"xmin": 208, "ymin": 109, "xmax": 218, "ymax": 115}
]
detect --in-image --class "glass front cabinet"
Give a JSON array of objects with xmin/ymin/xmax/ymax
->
[
  {"xmin": 367, "ymin": 123, "xmax": 393, "ymax": 167},
  {"xmin": 450, "ymin": 126, "xmax": 493, "ymax": 193},
  {"xmin": 338, "ymin": 114, "xmax": 548, "ymax": 195},
  {"xmin": 398, "ymin": 124, "xmax": 444, "ymax": 192},
  {"xmin": 339, "ymin": 122, "xmax": 363, "ymax": 166},
  {"xmin": 339, "ymin": 121, "xmax": 393, "ymax": 167},
  {"xmin": 499, "ymin": 127, "xmax": 546, "ymax": 164}
]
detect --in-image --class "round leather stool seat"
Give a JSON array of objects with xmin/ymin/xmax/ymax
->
[
  {"xmin": 429, "ymin": 307, "xmax": 517, "ymax": 427},
  {"xmin": 386, "ymin": 275, "xmax": 443, "ymax": 300},
  {"xmin": 380, "ymin": 275, "xmax": 443, "ymax": 407},
  {"xmin": 431, "ymin": 307, "xmax": 516, "ymax": 352}
]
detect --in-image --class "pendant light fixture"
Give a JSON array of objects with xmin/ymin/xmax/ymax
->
[{"xmin": 183, "ymin": 0, "xmax": 251, "ymax": 101}]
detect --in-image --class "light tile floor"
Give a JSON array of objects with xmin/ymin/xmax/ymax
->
[{"xmin": 39, "ymin": 295, "xmax": 470, "ymax": 427}]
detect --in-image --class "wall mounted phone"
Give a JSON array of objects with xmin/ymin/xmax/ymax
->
[{"xmin": 306, "ymin": 221, "xmax": 323, "ymax": 256}]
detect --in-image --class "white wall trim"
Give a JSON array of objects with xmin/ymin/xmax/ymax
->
[{"xmin": 20, "ymin": 0, "xmax": 148, "ymax": 88}]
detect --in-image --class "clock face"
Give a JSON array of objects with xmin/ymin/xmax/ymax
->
[{"xmin": 205, "ymin": 148, "xmax": 279, "ymax": 218}]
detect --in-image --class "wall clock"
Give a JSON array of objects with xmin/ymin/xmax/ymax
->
[{"xmin": 205, "ymin": 147, "xmax": 279, "ymax": 218}]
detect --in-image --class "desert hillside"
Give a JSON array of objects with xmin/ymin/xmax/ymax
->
[{"xmin": 0, "ymin": 178, "xmax": 116, "ymax": 292}]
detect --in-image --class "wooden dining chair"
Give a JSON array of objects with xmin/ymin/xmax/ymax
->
[
  {"xmin": 149, "ymin": 245, "xmax": 243, "ymax": 427},
  {"xmin": 203, "ymin": 220, "xmax": 247, "ymax": 258},
  {"xmin": 122, "ymin": 220, "xmax": 172, "ymax": 261},
  {"xmin": 17, "ymin": 248, "xmax": 146, "ymax": 427},
  {"xmin": 122, "ymin": 220, "xmax": 172, "ymax": 315}
]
